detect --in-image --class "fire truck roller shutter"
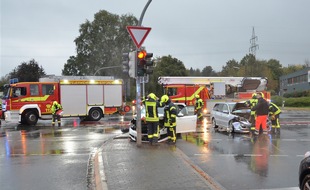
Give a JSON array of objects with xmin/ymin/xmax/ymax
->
[{"xmin": 87, "ymin": 85, "xmax": 104, "ymax": 120}]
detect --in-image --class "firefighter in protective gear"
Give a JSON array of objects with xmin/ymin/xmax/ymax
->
[
  {"xmin": 161, "ymin": 95, "xmax": 177, "ymax": 144},
  {"xmin": 51, "ymin": 101, "xmax": 63, "ymax": 128},
  {"xmin": 246, "ymin": 93, "xmax": 258, "ymax": 131},
  {"xmin": 194, "ymin": 94, "xmax": 204, "ymax": 122},
  {"xmin": 269, "ymin": 102, "xmax": 281, "ymax": 134},
  {"xmin": 145, "ymin": 93, "xmax": 162, "ymax": 145}
]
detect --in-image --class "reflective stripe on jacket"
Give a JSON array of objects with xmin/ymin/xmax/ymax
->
[
  {"xmin": 164, "ymin": 102, "xmax": 177, "ymax": 127},
  {"xmin": 195, "ymin": 98, "xmax": 204, "ymax": 109},
  {"xmin": 51, "ymin": 103, "xmax": 62, "ymax": 114},
  {"xmin": 145, "ymin": 98, "xmax": 159, "ymax": 122},
  {"xmin": 249, "ymin": 99, "xmax": 258, "ymax": 115},
  {"xmin": 269, "ymin": 102, "xmax": 281, "ymax": 115}
]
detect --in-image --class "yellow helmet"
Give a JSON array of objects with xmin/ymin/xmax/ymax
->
[
  {"xmin": 261, "ymin": 92, "xmax": 265, "ymax": 98},
  {"xmin": 195, "ymin": 94, "xmax": 200, "ymax": 99},
  {"xmin": 161, "ymin": 95, "xmax": 169, "ymax": 103},
  {"xmin": 53, "ymin": 101, "xmax": 58, "ymax": 105},
  {"xmin": 252, "ymin": 93, "xmax": 257, "ymax": 99},
  {"xmin": 256, "ymin": 92, "xmax": 264, "ymax": 98},
  {"xmin": 148, "ymin": 93, "xmax": 157, "ymax": 100}
]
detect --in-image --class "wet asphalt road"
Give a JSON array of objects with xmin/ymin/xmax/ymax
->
[
  {"xmin": 0, "ymin": 117, "xmax": 130, "ymax": 190},
  {"xmin": 177, "ymin": 112, "xmax": 310, "ymax": 190},
  {"xmin": 0, "ymin": 111, "xmax": 309, "ymax": 190}
]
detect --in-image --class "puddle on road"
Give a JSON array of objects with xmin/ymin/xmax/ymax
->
[{"xmin": 0, "ymin": 119, "xmax": 126, "ymax": 157}]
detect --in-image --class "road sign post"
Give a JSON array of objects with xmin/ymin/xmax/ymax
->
[{"xmin": 127, "ymin": 0, "xmax": 152, "ymax": 146}]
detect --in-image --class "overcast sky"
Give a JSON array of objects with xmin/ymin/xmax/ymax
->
[{"xmin": 1, "ymin": 0, "xmax": 310, "ymax": 77}]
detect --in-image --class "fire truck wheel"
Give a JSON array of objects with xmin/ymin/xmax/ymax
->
[
  {"xmin": 88, "ymin": 108, "xmax": 102, "ymax": 121},
  {"xmin": 23, "ymin": 110, "xmax": 38, "ymax": 125}
]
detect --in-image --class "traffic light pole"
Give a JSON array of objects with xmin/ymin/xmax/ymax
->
[{"xmin": 136, "ymin": 0, "xmax": 152, "ymax": 146}]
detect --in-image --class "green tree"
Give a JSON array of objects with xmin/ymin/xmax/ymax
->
[
  {"xmin": 145, "ymin": 55, "xmax": 188, "ymax": 97},
  {"xmin": 239, "ymin": 54, "xmax": 257, "ymax": 76},
  {"xmin": 220, "ymin": 59, "xmax": 240, "ymax": 76},
  {"xmin": 9, "ymin": 59, "xmax": 46, "ymax": 82},
  {"xmin": 62, "ymin": 10, "xmax": 137, "ymax": 76},
  {"xmin": 282, "ymin": 64, "xmax": 306, "ymax": 75},
  {"xmin": 201, "ymin": 66, "xmax": 218, "ymax": 76},
  {"xmin": 187, "ymin": 67, "xmax": 201, "ymax": 76}
]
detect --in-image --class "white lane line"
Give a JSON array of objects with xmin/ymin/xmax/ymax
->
[{"xmin": 194, "ymin": 154, "xmax": 299, "ymax": 157}]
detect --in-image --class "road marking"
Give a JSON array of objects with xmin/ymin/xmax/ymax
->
[{"xmin": 194, "ymin": 153, "xmax": 303, "ymax": 157}]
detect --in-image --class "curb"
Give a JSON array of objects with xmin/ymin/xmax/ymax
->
[
  {"xmin": 94, "ymin": 149, "xmax": 107, "ymax": 190},
  {"xmin": 174, "ymin": 147, "xmax": 226, "ymax": 190},
  {"xmin": 93, "ymin": 134, "xmax": 224, "ymax": 190}
]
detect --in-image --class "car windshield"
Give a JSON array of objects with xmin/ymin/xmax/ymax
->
[
  {"xmin": 233, "ymin": 102, "xmax": 249, "ymax": 110},
  {"xmin": 228, "ymin": 103, "xmax": 235, "ymax": 112}
]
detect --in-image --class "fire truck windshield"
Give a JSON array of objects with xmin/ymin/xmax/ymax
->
[{"xmin": 2, "ymin": 84, "xmax": 11, "ymax": 99}]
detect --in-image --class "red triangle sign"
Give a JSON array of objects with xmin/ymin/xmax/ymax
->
[{"xmin": 127, "ymin": 26, "xmax": 151, "ymax": 49}]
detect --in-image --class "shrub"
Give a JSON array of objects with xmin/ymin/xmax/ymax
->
[{"xmin": 282, "ymin": 97, "xmax": 310, "ymax": 107}]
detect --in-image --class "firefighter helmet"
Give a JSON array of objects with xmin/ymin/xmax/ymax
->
[
  {"xmin": 161, "ymin": 95, "xmax": 169, "ymax": 103},
  {"xmin": 195, "ymin": 94, "xmax": 200, "ymax": 99},
  {"xmin": 148, "ymin": 93, "xmax": 157, "ymax": 100},
  {"xmin": 53, "ymin": 101, "xmax": 58, "ymax": 105},
  {"xmin": 256, "ymin": 92, "xmax": 264, "ymax": 98},
  {"xmin": 252, "ymin": 93, "xmax": 257, "ymax": 99}
]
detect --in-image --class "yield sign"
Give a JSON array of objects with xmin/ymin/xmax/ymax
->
[{"xmin": 126, "ymin": 26, "xmax": 151, "ymax": 49}]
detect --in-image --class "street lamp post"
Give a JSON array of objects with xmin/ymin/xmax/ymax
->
[{"xmin": 93, "ymin": 66, "xmax": 121, "ymax": 76}]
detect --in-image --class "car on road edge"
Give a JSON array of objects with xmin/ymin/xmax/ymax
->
[{"xmin": 299, "ymin": 151, "xmax": 310, "ymax": 190}]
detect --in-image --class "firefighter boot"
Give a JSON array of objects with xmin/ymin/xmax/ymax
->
[
  {"xmin": 152, "ymin": 137, "xmax": 159, "ymax": 146},
  {"xmin": 149, "ymin": 138, "xmax": 153, "ymax": 145},
  {"xmin": 58, "ymin": 122, "xmax": 61, "ymax": 128}
]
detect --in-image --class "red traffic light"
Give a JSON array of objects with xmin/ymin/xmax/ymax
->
[{"xmin": 137, "ymin": 50, "xmax": 147, "ymax": 59}]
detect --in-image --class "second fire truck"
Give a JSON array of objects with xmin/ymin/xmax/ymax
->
[{"xmin": 158, "ymin": 76, "xmax": 270, "ymax": 113}]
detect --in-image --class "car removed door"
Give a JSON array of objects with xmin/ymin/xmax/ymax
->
[{"xmin": 176, "ymin": 115, "xmax": 197, "ymax": 133}]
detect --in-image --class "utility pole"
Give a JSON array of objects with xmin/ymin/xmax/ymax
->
[{"xmin": 136, "ymin": 0, "xmax": 152, "ymax": 146}]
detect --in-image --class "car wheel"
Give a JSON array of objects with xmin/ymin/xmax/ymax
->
[
  {"xmin": 121, "ymin": 128, "xmax": 129, "ymax": 133},
  {"xmin": 301, "ymin": 174, "xmax": 310, "ymax": 190},
  {"xmin": 212, "ymin": 118, "xmax": 218, "ymax": 128},
  {"xmin": 228, "ymin": 121, "xmax": 234, "ymax": 133}
]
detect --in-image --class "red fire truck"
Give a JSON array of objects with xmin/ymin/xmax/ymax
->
[
  {"xmin": 158, "ymin": 76, "xmax": 270, "ymax": 113},
  {"xmin": 1, "ymin": 76, "xmax": 130, "ymax": 125}
]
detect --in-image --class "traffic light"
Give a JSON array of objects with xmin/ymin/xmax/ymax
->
[
  {"xmin": 122, "ymin": 53, "xmax": 129, "ymax": 76},
  {"xmin": 137, "ymin": 50, "xmax": 147, "ymax": 77},
  {"xmin": 128, "ymin": 51, "xmax": 136, "ymax": 78},
  {"xmin": 144, "ymin": 52, "xmax": 154, "ymax": 74},
  {"xmin": 122, "ymin": 51, "xmax": 137, "ymax": 78},
  {"xmin": 136, "ymin": 50, "xmax": 154, "ymax": 77}
]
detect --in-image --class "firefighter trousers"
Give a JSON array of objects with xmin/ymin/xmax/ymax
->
[
  {"xmin": 167, "ymin": 126, "xmax": 176, "ymax": 143},
  {"xmin": 271, "ymin": 114, "xmax": 280, "ymax": 128},
  {"xmin": 52, "ymin": 114, "xmax": 61, "ymax": 127},
  {"xmin": 147, "ymin": 121, "xmax": 159, "ymax": 143}
]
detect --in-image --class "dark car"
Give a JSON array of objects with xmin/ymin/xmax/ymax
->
[{"xmin": 299, "ymin": 151, "xmax": 310, "ymax": 190}]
